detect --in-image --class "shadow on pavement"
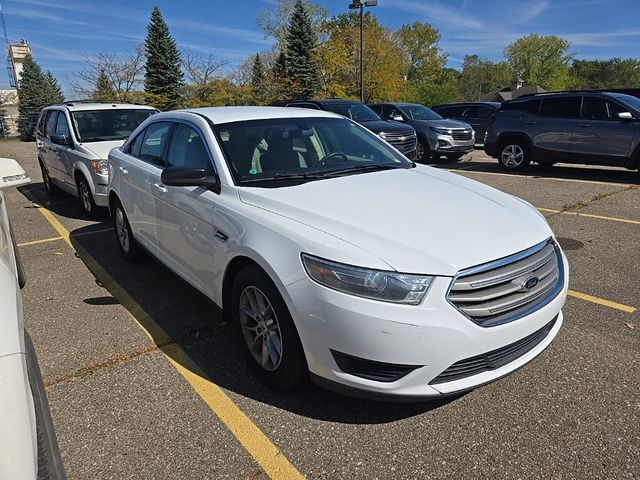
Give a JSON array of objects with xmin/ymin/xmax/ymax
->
[
  {"xmin": 436, "ymin": 159, "xmax": 640, "ymax": 185},
  {"xmin": 20, "ymin": 182, "xmax": 460, "ymax": 423}
]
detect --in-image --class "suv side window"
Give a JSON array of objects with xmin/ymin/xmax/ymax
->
[
  {"xmin": 539, "ymin": 97, "xmax": 581, "ymax": 119},
  {"xmin": 382, "ymin": 106, "xmax": 403, "ymax": 120},
  {"xmin": 440, "ymin": 106, "xmax": 463, "ymax": 117},
  {"xmin": 461, "ymin": 106, "xmax": 479, "ymax": 118},
  {"xmin": 55, "ymin": 112, "xmax": 71, "ymax": 137},
  {"xmin": 502, "ymin": 99, "xmax": 540, "ymax": 114},
  {"xmin": 139, "ymin": 122, "xmax": 172, "ymax": 167},
  {"xmin": 167, "ymin": 123, "xmax": 212, "ymax": 169},
  {"xmin": 45, "ymin": 111, "xmax": 58, "ymax": 138},
  {"xmin": 581, "ymin": 97, "xmax": 609, "ymax": 121},
  {"xmin": 608, "ymin": 101, "xmax": 626, "ymax": 119},
  {"xmin": 477, "ymin": 106, "xmax": 494, "ymax": 118},
  {"xmin": 37, "ymin": 112, "xmax": 47, "ymax": 135}
]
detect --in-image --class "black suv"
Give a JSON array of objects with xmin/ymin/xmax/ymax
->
[
  {"xmin": 484, "ymin": 92, "xmax": 640, "ymax": 171},
  {"xmin": 271, "ymin": 99, "xmax": 417, "ymax": 158},
  {"xmin": 431, "ymin": 102, "xmax": 500, "ymax": 146}
]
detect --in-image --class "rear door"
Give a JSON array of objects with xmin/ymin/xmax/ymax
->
[
  {"xmin": 121, "ymin": 121, "xmax": 173, "ymax": 254},
  {"xmin": 535, "ymin": 96, "xmax": 580, "ymax": 161},
  {"xmin": 153, "ymin": 121, "xmax": 217, "ymax": 296},
  {"xmin": 51, "ymin": 112, "xmax": 75, "ymax": 189},
  {"xmin": 572, "ymin": 96, "xmax": 638, "ymax": 166}
]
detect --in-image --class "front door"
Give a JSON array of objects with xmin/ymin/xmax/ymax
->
[{"xmin": 153, "ymin": 122, "xmax": 217, "ymax": 297}]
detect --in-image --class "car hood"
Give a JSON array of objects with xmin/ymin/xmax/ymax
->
[
  {"xmin": 238, "ymin": 166, "xmax": 552, "ymax": 276},
  {"xmin": 411, "ymin": 118, "xmax": 472, "ymax": 129},
  {"xmin": 358, "ymin": 119, "xmax": 415, "ymax": 136},
  {"xmin": 81, "ymin": 140, "xmax": 126, "ymax": 159}
]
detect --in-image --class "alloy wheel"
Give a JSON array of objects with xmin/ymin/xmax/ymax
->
[
  {"xmin": 114, "ymin": 207, "xmax": 130, "ymax": 253},
  {"xmin": 239, "ymin": 286, "xmax": 283, "ymax": 371},
  {"xmin": 501, "ymin": 144, "xmax": 524, "ymax": 168},
  {"xmin": 415, "ymin": 141, "xmax": 425, "ymax": 162},
  {"xmin": 79, "ymin": 180, "xmax": 92, "ymax": 213}
]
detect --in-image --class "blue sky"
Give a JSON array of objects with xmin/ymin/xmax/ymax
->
[{"xmin": 2, "ymin": 0, "xmax": 639, "ymax": 91}]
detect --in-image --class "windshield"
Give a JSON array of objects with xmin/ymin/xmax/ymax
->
[
  {"xmin": 322, "ymin": 103, "xmax": 381, "ymax": 122},
  {"xmin": 400, "ymin": 104, "xmax": 442, "ymax": 121},
  {"xmin": 613, "ymin": 94, "xmax": 640, "ymax": 113},
  {"xmin": 71, "ymin": 109, "xmax": 157, "ymax": 142},
  {"xmin": 215, "ymin": 117, "xmax": 413, "ymax": 187}
]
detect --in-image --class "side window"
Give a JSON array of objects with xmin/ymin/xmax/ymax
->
[
  {"xmin": 368, "ymin": 105, "xmax": 382, "ymax": 116},
  {"xmin": 37, "ymin": 112, "xmax": 47, "ymax": 135},
  {"xmin": 447, "ymin": 106, "xmax": 464, "ymax": 117},
  {"xmin": 139, "ymin": 122, "xmax": 172, "ymax": 167},
  {"xmin": 55, "ymin": 113, "xmax": 71, "ymax": 136},
  {"xmin": 461, "ymin": 106, "xmax": 479, "ymax": 118},
  {"xmin": 477, "ymin": 107, "xmax": 494, "ymax": 118},
  {"xmin": 45, "ymin": 111, "xmax": 58, "ymax": 138},
  {"xmin": 128, "ymin": 130, "xmax": 145, "ymax": 158},
  {"xmin": 167, "ymin": 123, "xmax": 211, "ymax": 169},
  {"xmin": 539, "ymin": 97, "xmax": 581, "ymax": 119},
  {"xmin": 581, "ymin": 97, "xmax": 609, "ymax": 121},
  {"xmin": 381, "ymin": 106, "xmax": 402, "ymax": 120},
  {"xmin": 608, "ymin": 101, "xmax": 626, "ymax": 119},
  {"xmin": 503, "ymin": 99, "xmax": 540, "ymax": 114}
]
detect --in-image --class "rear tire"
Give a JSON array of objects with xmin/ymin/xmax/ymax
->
[
  {"xmin": 111, "ymin": 197, "xmax": 144, "ymax": 262},
  {"xmin": 39, "ymin": 160, "xmax": 61, "ymax": 196},
  {"xmin": 498, "ymin": 140, "xmax": 531, "ymax": 171},
  {"xmin": 231, "ymin": 264, "xmax": 308, "ymax": 390}
]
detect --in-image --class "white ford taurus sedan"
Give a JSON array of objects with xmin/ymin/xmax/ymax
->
[{"xmin": 107, "ymin": 107, "xmax": 568, "ymax": 400}]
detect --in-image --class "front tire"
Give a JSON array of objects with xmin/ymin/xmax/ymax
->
[
  {"xmin": 231, "ymin": 265, "xmax": 308, "ymax": 390},
  {"xmin": 111, "ymin": 197, "xmax": 144, "ymax": 262},
  {"xmin": 498, "ymin": 140, "xmax": 531, "ymax": 171},
  {"xmin": 77, "ymin": 176, "xmax": 104, "ymax": 219},
  {"xmin": 414, "ymin": 138, "xmax": 431, "ymax": 163}
]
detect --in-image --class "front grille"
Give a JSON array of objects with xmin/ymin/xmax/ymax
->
[
  {"xmin": 382, "ymin": 133, "xmax": 417, "ymax": 153},
  {"xmin": 447, "ymin": 239, "xmax": 563, "ymax": 327},
  {"xmin": 429, "ymin": 315, "xmax": 557, "ymax": 385},
  {"xmin": 451, "ymin": 130, "xmax": 473, "ymax": 141},
  {"xmin": 331, "ymin": 349, "xmax": 421, "ymax": 382}
]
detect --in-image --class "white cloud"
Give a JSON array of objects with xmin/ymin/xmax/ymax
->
[{"xmin": 382, "ymin": 0, "xmax": 485, "ymax": 30}]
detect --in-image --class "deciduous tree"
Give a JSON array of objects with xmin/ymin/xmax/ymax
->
[
  {"xmin": 459, "ymin": 55, "xmax": 513, "ymax": 101},
  {"xmin": 571, "ymin": 58, "xmax": 640, "ymax": 89},
  {"xmin": 258, "ymin": 0, "xmax": 327, "ymax": 50},
  {"xmin": 93, "ymin": 68, "xmax": 116, "ymax": 102}
]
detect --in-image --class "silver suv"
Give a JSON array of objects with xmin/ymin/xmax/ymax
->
[{"xmin": 36, "ymin": 102, "xmax": 157, "ymax": 217}]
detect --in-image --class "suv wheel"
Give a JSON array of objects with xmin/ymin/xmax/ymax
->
[
  {"xmin": 111, "ymin": 198, "xmax": 144, "ymax": 262},
  {"xmin": 498, "ymin": 141, "xmax": 530, "ymax": 171},
  {"xmin": 415, "ymin": 139, "xmax": 430, "ymax": 163},
  {"xmin": 231, "ymin": 264, "xmax": 308, "ymax": 390},
  {"xmin": 77, "ymin": 176, "xmax": 104, "ymax": 219},
  {"xmin": 39, "ymin": 160, "xmax": 61, "ymax": 196}
]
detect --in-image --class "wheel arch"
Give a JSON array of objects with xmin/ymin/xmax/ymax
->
[
  {"xmin": 73, "ymin": 162, "xmax": 95, "ymax": 196},
  {"xmin": 496, "ymin": 132, "xmax": 532, "ymax": 151}
]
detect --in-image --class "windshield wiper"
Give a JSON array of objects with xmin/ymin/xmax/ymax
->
[
  {"xmin": 318, "ymin": 164, "xmax": 407, "ymax": 178},
  {"xmin": 240, "ymin": 172, "xmax": 323, "ymax": 184}
]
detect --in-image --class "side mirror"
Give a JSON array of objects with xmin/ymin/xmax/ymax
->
[
  {"xmin": 618, "ymin": 112, "xmax": 635, "ymax": 120},
  {"xmin": 51, "ymin": 133, "xmax": 72, "ymax": 147},
  {"xmin": 0, "ymin": 158, "xmax": 31, "ymax": 190},
  {"xmin": 161, "ymin": 167, "xmax": 220, "ymax": 194},
  {"xmin": 392, "ymin": 115, "xmax": 404, "ymax": 122}
]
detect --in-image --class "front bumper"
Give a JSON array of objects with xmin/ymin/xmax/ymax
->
[
  {"xmin": 429, "ymin": 133, "xmax": 475, "ymax": 155},
  {"xmin": 91, "ymin": 173, "xmax": 109, "ymax": 207},
  {"xmin": 283, "ymin": 253, "xmax": 568, "ymax": 400}
]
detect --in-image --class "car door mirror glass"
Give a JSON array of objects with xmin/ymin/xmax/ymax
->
[
  {"xmin": 618, "ymin": 111, "xmax": 634, "ymax": 120},
  {"xmin": 50, "ymin": 133, "xmax": 71, "ymax": 147}
]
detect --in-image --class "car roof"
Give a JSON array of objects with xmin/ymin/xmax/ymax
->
[
  {"xmin": 160, "ymin": 106, "xmax": 342, "ymax": 124},
  {"xmin": 49, "ymin": 102, "xmax": 157, "ymax": 112},
  {"xmin": 432, "ymin": 102, "xmax": 501, "ymax": 108}
]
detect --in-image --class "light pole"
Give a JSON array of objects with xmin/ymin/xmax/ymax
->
[{"xmin": 348, "ymin": 0, "xmax": 377, "ymax": 103}]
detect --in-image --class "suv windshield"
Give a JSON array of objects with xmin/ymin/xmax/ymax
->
[
  {"xmin": 71, "ymin": 109, "xmax": 156, "ymax": 142},
  {"xmin": 322, "ymin": 103, "xmax": 380, "ymax": 122},
  {"xmin": 400, "ymin": 104, "xmax": 442, "ymax": 121},
  {"xmin": 215, "ymin": 117, "xmax": 413, "ymax": 186}
]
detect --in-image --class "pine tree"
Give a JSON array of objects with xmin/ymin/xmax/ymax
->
[
  {"xmin": 284, "ymin": 0, "xmax": 319, "ymax": 98},
  {"xmin": 271, "ymin": 51, "xmax": 292, "ymax": 100},
  {"xmin": 17, "ymin": 54, "xmax": 52, "ymax": 137},
  {"xmin": 250, "ymin": 54, "xmax": 266, "ymax": 104},
  {"xmin": 93, "ymin": 69, "xmax": 116, "ymax": 102},
  {"xmin": 44, "ymin": 71, "xmax": 64, "ymax": 104},
  {"xmin": 144, "ymin": 6, "xmax": 183, "ymax": 110}
]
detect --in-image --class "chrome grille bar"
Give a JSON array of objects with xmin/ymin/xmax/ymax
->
[{"xmin": 447, "ymin": 239, "xmax": 564, "ymax": 327}]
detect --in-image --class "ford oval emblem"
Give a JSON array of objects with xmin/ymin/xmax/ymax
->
[{"xmin": 524, "ymin": 277, "xmax": 539, "ymax": 289}]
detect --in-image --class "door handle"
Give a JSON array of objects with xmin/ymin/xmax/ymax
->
[
  {"xmin": 576, "ymin": 123, "xmax": 591, "ymax": 128},
  {"xmin": 119, "ymin": 167, "xmax": 128, "ymax": 174},
  {"xmin": 153, "ymin": 183, "xmax": 167, "ymax": 194}
]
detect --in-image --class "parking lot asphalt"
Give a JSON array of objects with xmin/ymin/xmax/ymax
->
[{"xmin": 3, "ymin": 139, "xmax": 639, "ymax": 479}]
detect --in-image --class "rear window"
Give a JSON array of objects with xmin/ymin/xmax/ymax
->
[{"xmin": 539, "ymin": 97, "xmax": 581, "ymax": 119}]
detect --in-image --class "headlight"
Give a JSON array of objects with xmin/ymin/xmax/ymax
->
[
  {"xmin": 92, "ymin": 159, "xmax": 109, "ymax": 175},
  {"xmin": 429, "ymin": 126, "xmax": 452, "ymax": 135},
  {"xmin": 302, "ymin": 254, "xmax": 433, "ymax": 305}
]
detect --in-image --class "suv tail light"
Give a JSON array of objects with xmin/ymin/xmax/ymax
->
[{"xmin": 487, "ymin": 113, "xmax": 496, "ymax": 127}]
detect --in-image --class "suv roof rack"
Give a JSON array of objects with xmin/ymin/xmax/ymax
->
[{"xmin": 516, "ymin": 88, "xmax": 640, "ymax": 99}]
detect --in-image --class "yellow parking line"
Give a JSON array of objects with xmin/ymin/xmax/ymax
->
[
  {"xmin": 537, "ymin": 207, "xmax": 640, "ymax": 226},
  {"xmin": 568, "ymin": 290, "xmax": 636, "ymax": 314},
  {"xmin": 34, "ymin": 205, "xmax": 304, "ymax": 480},
  {"xmin": 17, "ymin": 236, "xmax": 64, "ymax": 247}
]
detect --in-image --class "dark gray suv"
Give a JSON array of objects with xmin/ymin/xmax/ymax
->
[{"xmin": 484, "ymin": 92, "xmax": 640, "ymax": 172}]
